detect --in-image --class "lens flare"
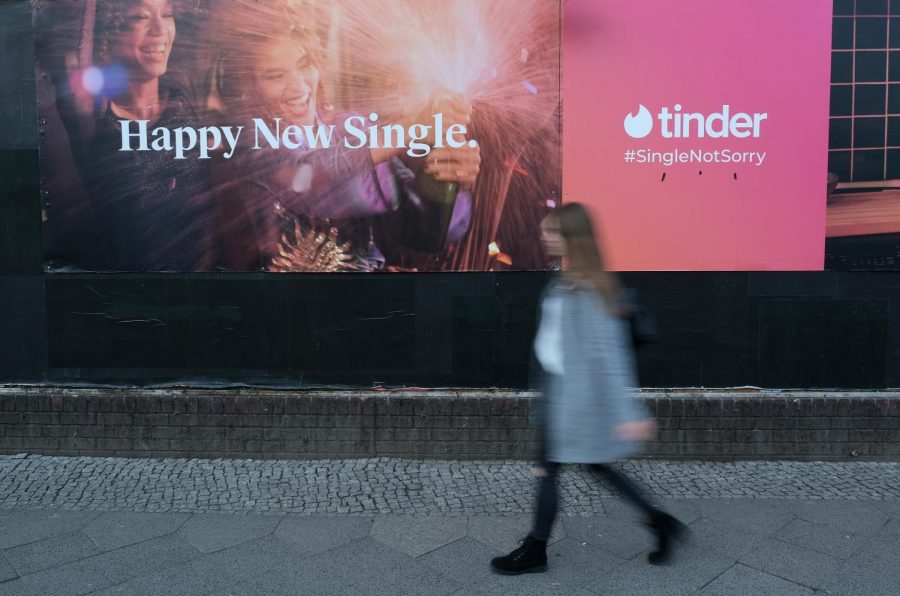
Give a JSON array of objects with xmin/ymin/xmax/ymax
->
[{"xmin": 81, "ymin": 66, "xmax": 104, "ymax": 95}]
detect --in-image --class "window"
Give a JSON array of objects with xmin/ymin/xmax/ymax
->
[{"xmin": 830, "ymin": 0, "xmax": 900, "ymax": 182}]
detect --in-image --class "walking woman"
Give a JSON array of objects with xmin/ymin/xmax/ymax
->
[{"xmin": 490, "ymin": 203, "xmax": 687, "ymax": 575}]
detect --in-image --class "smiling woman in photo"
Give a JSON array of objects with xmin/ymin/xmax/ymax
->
[
  {"xmin": 50, "ymin": 0, "xmax": 215, "ymax": 271},
  {"xmin": 210, "ymin": 0, "xmax": 480, "ymax": 272}
]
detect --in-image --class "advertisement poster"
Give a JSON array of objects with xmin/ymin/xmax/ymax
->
[
  {"xmin": 564, "ymin": 0, "xmax": 832, "ymax": 270},
  {"xmin": 34, "ymin": 0, "xmax": 838, "ymax": 273},
  {"xmin": 34, "ymin": 0, "xmax": 562, "ymax": 272}
]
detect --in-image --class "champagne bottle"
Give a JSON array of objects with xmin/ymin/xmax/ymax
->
[{"xmin": 403, "ymin": 169, "xmax": 459, "ymax": 252}]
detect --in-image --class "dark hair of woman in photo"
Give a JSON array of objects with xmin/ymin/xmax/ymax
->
[{"xmin": 490, "ymin": 203, "xmax": 688, "ymax": 575}]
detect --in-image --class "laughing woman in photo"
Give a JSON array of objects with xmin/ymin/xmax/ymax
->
[
  {"xmin": 53, "ymin": 0, "xmax": 214, "ymax": 271},
  {"xmin": 212, "ymin": 0, "xmax": 480, "ymax": 272}
]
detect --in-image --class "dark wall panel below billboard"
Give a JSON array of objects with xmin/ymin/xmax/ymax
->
[{"xmin": 0, "ymin": 271, "xmax": 893, "ymax": 390}]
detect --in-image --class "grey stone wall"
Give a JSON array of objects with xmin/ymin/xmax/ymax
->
[{"xmin": 1, "ymin": 388, "xmax": 898, "ymax": 460}]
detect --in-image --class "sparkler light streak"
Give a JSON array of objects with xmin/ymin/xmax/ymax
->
[{"xmin": 325, "ymin": 0, "xmax": 562, "ymax": 270}]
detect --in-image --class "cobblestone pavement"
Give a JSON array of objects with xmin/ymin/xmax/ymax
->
[
  {"xmin": 1, "ymin": 455, "xmax": 898, "ymax": 515},
  {"xmin": 1, "ymin": 455, "xmax": 899, "ymax": 595}
]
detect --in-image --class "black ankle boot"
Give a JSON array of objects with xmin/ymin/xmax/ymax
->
[
  {"xmin": 646, "ymin": 512, "xmax": 688, "ymax": 565},
  {"xmin": 490, "ymin": 535, "xmax": 548, "ymax": 575}
]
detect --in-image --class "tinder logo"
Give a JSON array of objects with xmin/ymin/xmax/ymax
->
[
  {"xmin": 625, "ymin": 104, "xmax": 767, "ymax": 139},
  {"xmin": 624, "ymin": 105, "xmax": 653, "ymax": 138}
]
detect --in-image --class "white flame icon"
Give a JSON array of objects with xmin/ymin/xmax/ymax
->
[{"xmin": 624, "ymin": 105, "xmax": 653, "ymax": 138}]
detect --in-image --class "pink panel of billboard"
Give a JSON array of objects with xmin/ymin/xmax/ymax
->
[{"xmin": 563, "ymin": 0, "xmax": 833, "ymax": 270}]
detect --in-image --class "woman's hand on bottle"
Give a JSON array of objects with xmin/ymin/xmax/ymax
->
[
  {"xmin": 424, "ymin": 145, "xmax": 481, "ymax": 190},
  {"xmin": 418, "ymin": 95, "xmax": 472, "ymax": 146}
]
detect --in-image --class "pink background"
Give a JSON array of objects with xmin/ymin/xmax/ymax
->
[{"xmin": 562, "ymin": 0, "xmax": 833, "ymax": 270}]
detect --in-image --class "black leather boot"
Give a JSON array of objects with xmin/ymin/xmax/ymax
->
[
  {"xmin": 490, "ymin": 535, "xmax": 548, "ymax": 575},
  {"xmin": 646, "ymin": 512, "xmax": 689, "ymax": 565}
]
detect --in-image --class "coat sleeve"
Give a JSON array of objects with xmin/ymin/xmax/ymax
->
[
  {"xmin": 247, "ymin": 144, "xmax": 398, "ymax": 220},
  {"xmin": 585, "ymin": 292, "xmax": 647, "ymax": 424}
]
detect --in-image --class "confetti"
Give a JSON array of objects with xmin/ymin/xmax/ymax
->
[
  {"xmin": 546, "ymin": 199, "xmax": 557, "ymax": 208},
  {"xmin": 488, "ymin": 242, "xmax": 501, "ymax": 256},
  {"xmin": 503, "ymin": 158, "xmax": 530, "ymax": 176},
  {"xmin": 521, "ymin": 48, "xmax": 529, "ymax": 63},
  {"xmin": 292, "ymin": 163, "xmax": 315, "ymax": 193},
  {"xmin": 522, "ymin": 81, "xmax": 538, "ymax": 95}
]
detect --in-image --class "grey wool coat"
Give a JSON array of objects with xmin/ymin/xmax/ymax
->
[{"xmin": 536, "ymin": 278, "xmax": 648, "ymax": 464}]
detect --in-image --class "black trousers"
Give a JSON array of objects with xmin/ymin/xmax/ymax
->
[{"xmin": 531, "ymin": 461, "xmax": 659, "ymax": 541}]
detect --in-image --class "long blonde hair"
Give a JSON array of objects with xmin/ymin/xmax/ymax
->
[
  {"xmin": 554, "ymin": 203, "xmax": 626, "ymax": 316},
  {"xmin": 215, "ymin": 0, "xmax": 330, "ymax": 123}
]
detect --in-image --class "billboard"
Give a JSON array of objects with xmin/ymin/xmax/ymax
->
[
  {"xmin": 34, "ymin": 0, "xmax": 837, "ymax": 273},
  {"xmin": 34, "ymin": 0, "xmax": 561, "ymax": 272}
]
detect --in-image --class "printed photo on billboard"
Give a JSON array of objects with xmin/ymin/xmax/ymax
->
[{"xmin": 34, "ymin": 0, "xmax": 562, "ymax": 272}]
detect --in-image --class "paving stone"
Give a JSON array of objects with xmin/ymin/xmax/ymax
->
[
  {"xmin": 215, "ymin": 552, "xmax": 348, "ymax": 596},
  {"xmin": 544, "ymin": 537, "xmax": 626, "ymax": 582},
  {"xmin": 876, "ymin": 516, "xmax": 900, "ymax": 539},
  {"xmin": 222, "ymin": 568, "xmax": 348, "ymax": 596},
  {"xmin": 347, "ymin": 560, "xmax": 462, "ymax": 596},
  {"xmin": 83, "ymin": 511, "xmax": 191, "ymax": 550},
  {"xmin": 0, "ymin": 552, "xmax": 16, "ymax": 583},
  {"xmin": 824, "ymin": 558, "xmax": 900, "ymax": 596},
  {"xmin": 842, "ymin": 536, "xmax": 900, "ymax": 577},
  {"xmin": 871, "ymin": 500, "xmax": 900, "ymax": 518},
  {"xmin": 177, "ymin": 512, "xmax": 283, "ymax": 553},
  {"xmin": 0, "ymin": 509, "xmax": 100, "ymax": 549},
  {"xmin": 773, "ymin": 518, "xmax": 866, "ymax": 560},
  {"xmin": 370, "ymin": 516, "xmax": 467, "ymax": 557},
  {"xmin": 686, "ymin": 517, "xmax": 769, "ymax": 560},
  {"xmin": 786, "ymin": 500, "xmax": 891, "ymax": 536},
  {"xmin": 472, "ymin": 573, "xmax": 599, "ymax": 596},
  {"xmin": 3, "ymin": 531, "xmax": 103, "ymax": 576},
  {"xmin": 585, "ymin": 544, "xmax": 735, "ymax": 596},
  {"xmin": 93, "ymin": 556, "xmax": 243, "ymax": 596},
  {"xmin": 561, "ymin": 515, "xmax": 654, "ymax": 560},
  {"xmin": 417, "ymin": 536, "xmax": 502, "ymax": 585},
  {"xmin": 467, "ymin": 515, "xmax": 564, "ymax": 553},
  {"xmin": 693, "ymin": 499, "xmax": 796, "ymax": 535},
  {"xmin": 201, "ymin": 535, "xmax": 309, "ymax": 581},
  {"xmin": 699, "ymin": 563, "xmax": 814, "ymax": 596},
  {"xmin": 738, "ymin": 538, "xmax": 842, "ymax": 590},
  {"xmin": 306, "ymin": 537, "xmax": 413, "ymax": 584},
  {"xmin": 274, "ymin": 515, "xmax": 373, "ymax": 556},
  {"xmin": 0, "ymin": 534, "xmax": 200, "ymax": 596}
]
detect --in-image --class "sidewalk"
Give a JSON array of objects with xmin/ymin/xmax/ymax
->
[{"xmin": 1, "ymin": 455, "xmax": 898, "ymax": 595}]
